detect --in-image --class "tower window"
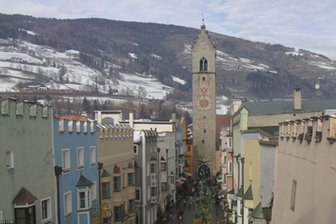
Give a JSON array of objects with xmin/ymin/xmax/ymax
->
[
  {"xmin": 202, "ymin": 140, "xmax": 205, "ymax": 143},
  {"xmin": 202, "ymin": 77, "xmax": 205, "ymax": 81},
  {"xmin": 204, "ymin": 129, "xmax": 206, "ymax": 133},
  {"xmin": 199, "ymin": 57, "xmax": 208, "ymax": 72}
]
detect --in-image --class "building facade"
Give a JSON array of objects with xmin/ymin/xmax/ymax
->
[
  {"xmin": 272, "ymin": 115, "xmax": 336, "ymax": 224},
  {"xmin": 192, "ymin": 24, "xmax": 217, "ymax": 179},
  {"xmin": 54, "ymin": 115, "xmax": 99, "ymax": 224},
  {"xmin": 231, "ymin": 89, "xmax": 336, "ymax": 224},
  {"xmin": 96, "ymin": 123, "xmax": 135, "ymax": 224},
  {"xmin": 0, "ymin": 98, "xmax": 55, "ymax": 224},
  {"xmin": 133, "ymin": 130, "xmax": 160, "ymax": 224}
]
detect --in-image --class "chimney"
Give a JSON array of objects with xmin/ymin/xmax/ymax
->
[
  {"xmin": 129, "ymin": 112, "xmax": 134, "ymax": 128},
  {"xmin": 293, "ymin": 88, "xmax": 302, "ymax": 110}
]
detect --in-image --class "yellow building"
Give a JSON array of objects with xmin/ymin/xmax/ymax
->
[{"xmin": 97, "ymin": 123, "xmax": 136, "ymax": 224}]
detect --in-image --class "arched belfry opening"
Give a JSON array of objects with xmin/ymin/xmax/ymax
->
[{"xmin": 199, "ymin": 57, "xmax": 208, "ymax": 72}]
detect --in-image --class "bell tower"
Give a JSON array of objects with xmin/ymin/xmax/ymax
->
[{"xmin": 192, "ymin": 24, "xmax": 216, "ymax": 179}]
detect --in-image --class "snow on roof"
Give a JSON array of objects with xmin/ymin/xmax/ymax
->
[
  {"xmin": 128, "ymin": 53, "xmax": 137, "ymax": 59},
  {"xmin": 171, "ymin": 75, "xmax": 186, "ymax": 85}
]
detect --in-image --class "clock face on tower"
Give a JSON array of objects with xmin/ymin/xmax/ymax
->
[{"xmin": 197, "ymin": 95, "xmax": 211, "ymax": 110}]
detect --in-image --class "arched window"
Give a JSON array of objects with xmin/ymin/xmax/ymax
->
[{"xmin": 199, "ymin": 57, "xmax": 208, "ymax": 72}]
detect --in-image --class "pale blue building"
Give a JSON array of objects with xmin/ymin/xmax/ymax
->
[{"xmin": 53, "ymin": 116, "xmax": 99, "ymax": 224}]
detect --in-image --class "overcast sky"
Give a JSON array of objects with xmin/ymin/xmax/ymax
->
[{"xmin": 1, "ymin": 0, "xmax": 335, "ymax": 59}]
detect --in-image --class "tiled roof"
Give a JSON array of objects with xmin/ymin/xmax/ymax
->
[
  {"xmin": 13, "ymin": 187, "xmax": 37, "ymax": 204},
  {"xmin": 56, "ymin": 114, "xmax": 88, "ymax": 121},
  {"xmin": 242, "ymin": 99, "xmax": 336, "ymax": 115}
]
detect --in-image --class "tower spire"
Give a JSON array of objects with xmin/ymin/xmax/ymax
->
[{"xmin": 201, "ymin": 13, "xmax": 206, "ymax": 29}]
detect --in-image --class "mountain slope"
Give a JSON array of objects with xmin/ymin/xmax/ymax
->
[{"xmin": 0, "ymin": 13, "xmax": 335, "ymax": 100}]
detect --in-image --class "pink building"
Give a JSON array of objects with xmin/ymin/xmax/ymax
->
[{"xmin": 272, "ymin": 115, "xmax": 336, "ymax": 224}]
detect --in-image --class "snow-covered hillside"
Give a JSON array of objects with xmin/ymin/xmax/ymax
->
[{"xmin": 0, "ymin": 38, "xmax": 174, "ymax": 100}]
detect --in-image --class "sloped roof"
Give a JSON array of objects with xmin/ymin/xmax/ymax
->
[
  {"xmin": 13, "ymin": 187, "xmax": 37, "ymax": 204},
  {"xmin": 76, "ymin": 175, "xmax": 93, "ymax": 187},
  {"xmin": 101, "ymin": 169, "xmax": 111, "ymax": 177},
  {"xmin": 56, "ymin": 114, "xmax": 88, "ymax": 121},
  {"xmin": 243, "ymin": 185, "xmax": 253, "ymax": 200},
  {"xmin": 113, "ymin": 165, "xmax": 121, "ymax": 174},
  {"xmin": 242, "ymin": 99, "xmax": 336, "ymax": 115},
  {"xmin": 250, "ymin": 202, "xmax": 264, "ymax": 219}
]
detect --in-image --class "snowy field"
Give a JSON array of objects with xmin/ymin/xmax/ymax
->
[{"xmin": 0, "ymin": 38, "xmax": 175, "ymax": 100}]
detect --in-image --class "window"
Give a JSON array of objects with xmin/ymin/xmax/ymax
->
[
  {"xmin": 64, "ymin": 191, "xmax": 72, "ymax": 216},
  {"xmin": 42, "ymin": 107, "xmax": 48, "ymax": 118},
  {"xmin": 128, "ymin": 200, "xmax": 135, "ymax": 213},
  {"xmin": 113, "ymin": 176, "xmax": 121, "ymax": 192},
  {"xmin": 135, "ymin": 188, "xmax": 141, "ymax": 201},
  {"xmin": 128, "ymin": 173, "xmax": 134, "ymax": 186},
  {"xmin": 78, "ymin": 188, "xmax": 90, "ymax": 210},
  {"xmin": 6, "ymin": 150, "xmax": 14, "ymax": 168},
  {"xmin": 83, "ymin": 122, "xmax": 88, "ymax": 133},
  {"xmin": 290, "ymin": 180, "xmax": 297, "ymax": 211},
  {"xmin": 76, "ymin": 121, "xmax": 81, "ymax": 133},
  {"xmin": 102, "ymin": 182, "xmax": 111, "ymax": 199},
  {"xmin": 203, "ymin": 129, "xmax": 206, "ymax": 133},
  {"xmin": 114, "ymin": 206, "xmax": 123, "ymax": 222},
  {"xmin": 160, "ymin": 162, "xmax": 167, "ymax": 171},
  {"xmin": 161, "ymin": 183, "xmax": 168, "ymax": 192},
  {"xmin": 1, "ymin": 99, "xmax": 9, "ymax": 114},
  {"xmin": 228, "ymin": 161, "xmax": 232, "ymax": 173},
  {"xmin": 199, "ymin": 57, "xmax": 208, "ymax": 72},
  {"xmin": 41, "ymin": 198, "xmax": 51, "ymax": 222},
  {"xmin": 90, "ymin": 146, "xmax": 96, "ymax": 165},
  {"xmin": 91, "ymin": 182, "xmax": 97, "ymax": 201},
  {"xmin": 30, "ymin": 105, "xmax": 37, "ymax": 117},
  {"xmin": 103, "ymin": 217, "xmax": 111, "ymax": 224},
  {"xmin": 15, "ymin": 205, "xmax": 36, "ymax": 224},
  {"xmin": 133, "ymin": 145, "xmax": 138, "ymax": 155},
  {"xmin": 90, "ymin": 122, "xmax": 95, "ymax": 133},
  {"xmin": 150, "ymin": 163, "xmax": 156, "ymax": 173},
  {"xmin": 62, "ymin": 149, "xmax": 70, "ymax": 171},
  {"xmin": 16, "ymin": 102, "xmax": 23, "ymax": 115},
  {"xmin": 59, "ymin": 120, "xmax": 64, "ymax": 132},
  {"xmin": 228, "ymin": 137, "xmax": 232, "ymax": 148},
  {"xmin": 223, "ymin": 156, "xmax": 227, "ymax": 165},
  {"xmin": 170, "ymin": 176, "xmax": 174, "ymax": 185},
  {"xmin": 77, "ymin": 147, "xmax": 84, "ymax": 169},
  {"xmin": 151, "ymin": 187, "xmax": 156, "ymax": 197},
  {"xmin": 68, "ymin": 120, "xmax": 73, "ymax": 132}
]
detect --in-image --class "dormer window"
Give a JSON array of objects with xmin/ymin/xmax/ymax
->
[{"xmin": 199, "ymin": 57, "xmax": 208, "ymax": 72}]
